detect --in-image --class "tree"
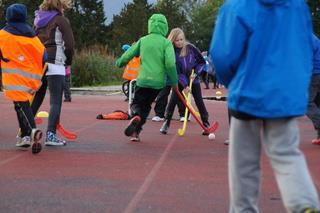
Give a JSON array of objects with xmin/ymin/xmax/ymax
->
[
  {"xmin": 187, "ymin": 0, "xmax": 223, "ymax": 51},
  {"xmin": 0, "ymin": 0, "xmax": 108, "ymax": 50},
  {"xmin": 65, "ymin": 0, "xmax": 107, "ymax": 49},
  {"xmin": 153, "ymin": 0, "xmax": 188, "ymax": 30},
  {"xmin": 107, "ymin": 0, "xmax": 154, "ymax": 54},
  {"xmin": 308, "ymin": 0, "xmax": 320, "ymax": 36},
  {"xmin": 0, "ymin": 0, "xmax": 41, "ymax": 28}
]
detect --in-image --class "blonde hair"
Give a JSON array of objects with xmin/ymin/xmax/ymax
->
[
  {"xmin": 167, "ymin": 28, "xmax": 188, "ymax": 57},
  {"xmin": 40, "ymin": 0, "xmax": 72, "ymax": 13}
]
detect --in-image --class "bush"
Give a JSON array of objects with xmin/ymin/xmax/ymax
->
[{"xmin": 71, "ymin": 45, "xmax": 123, "ymax": 87}]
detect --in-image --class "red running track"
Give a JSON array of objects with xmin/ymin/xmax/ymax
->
[{"xmin": 0, "ymin": 89, "xmax": 319, "ymax": 212}]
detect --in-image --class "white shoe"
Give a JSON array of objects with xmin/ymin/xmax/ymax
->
[
  {"xmin": 16, "ymin": 136, "xmax": 31, "ymax": 147},
  {"xmin": 152, "ymin": 116, "xmax": 164, "ymax": 122},
  {"xmin": 16, "ymin": 135, "xmax": 22, "ymax": 144},
  {"xmin": 180, "ymin": 116, "xmax": 191, "ymax": 122}
]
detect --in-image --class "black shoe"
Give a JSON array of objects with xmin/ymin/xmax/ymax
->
[
  {"xmin": 96, "ymin": 114, "xmax": 103, "ymax": 119},
  {"xmin": 124, "ymin": 115, "xmax": 141, "ymax": 137},
  {"xmin": 160, "ymin": 120, "xmax": 170, "ymax": 134},
  {"xmin": 64, "ymin": 98, "xmax": 71, "ymax": 102}
]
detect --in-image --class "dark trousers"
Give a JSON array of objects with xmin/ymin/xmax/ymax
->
[
  {"xmin": 131, "ymin": 86, "xmax": 161, "ymax": 133},
  {"xmin": 154, "ymin": 85, "xmax": 185, "ymax": 118},
  {"xmin": 32, "ymin": 75, "xmax": 65, "ymax": 133},
  {"xmin": 306, "ymin": 74, "xmax": 320, "ymax": 136},
  {"xmin": 165, "ymin": 83, "xmax": 209, "ymax": 126},
  {"xmin": 14, "ymin": 101, "xmax": 36, "ymax": 137},
  {"xmin": 201, "ymin": 72, "xmax": 217, "ymax": 89},
  {"xmin": 64, "ymin": 74, "xmax": 71, "ymax": 100}
]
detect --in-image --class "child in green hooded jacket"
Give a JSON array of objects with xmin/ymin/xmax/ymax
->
[{"xmin": 116, "ymin": 13, "xmax": 178, "ymax": 142}]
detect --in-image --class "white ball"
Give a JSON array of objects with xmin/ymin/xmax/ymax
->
[{"xmin": 208, "ymin": 133, "xmax": 215, "ymax": 140}]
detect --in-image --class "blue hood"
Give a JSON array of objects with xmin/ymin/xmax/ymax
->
[
  {"xmin": 210, "ymin": 0, "xmax": 313, "ymax": 118},
  {"xmin": 3, "ymin": 4, "xmax": 35, "ymax": 37},
  {"xmin": 34, "ymin": 10, "xmax": 59, "ymax": 29},
  {"xmin": 6, "ymin": 3, "xmax": 27, "ymax": 23}
]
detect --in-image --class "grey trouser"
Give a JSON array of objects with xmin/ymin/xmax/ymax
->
[
  {"xmin": 32, "ymin": 75, "xmax": 65, "ymax": 133},
  {"xmin": 229, "ymin": 117, "xmax": 319, "ymax": 213}
]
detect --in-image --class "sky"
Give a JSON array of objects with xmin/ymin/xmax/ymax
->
[{"xmin": 103, "ymin": 0, "xmax": 157, "ymax": 24}]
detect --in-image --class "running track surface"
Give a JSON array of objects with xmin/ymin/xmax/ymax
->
[{"xmin": 0, "ymin": 89, "xmax": 319, "ymax": 213}]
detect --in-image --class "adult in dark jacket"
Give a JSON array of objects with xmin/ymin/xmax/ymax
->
[{"xmin": 32, "ymin": 0, "xmax": 74, "ymax": 146}]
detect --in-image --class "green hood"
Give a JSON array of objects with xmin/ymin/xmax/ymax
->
[{"xmin": 148, "ymin": 13, "xmax": 168, "ymax": 36}]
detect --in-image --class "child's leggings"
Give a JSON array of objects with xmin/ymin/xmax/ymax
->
[{"xmin": 14, "ymin": 101, "xmax": 36, "ymax": 137}]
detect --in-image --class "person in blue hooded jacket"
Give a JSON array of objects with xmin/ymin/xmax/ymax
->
[
  {"xmin": 306, "ymin": 34, "xmax": 320, "ymax": 146},
  {"xmin": 210, "ymin": 0, "xmax": 320, "ymax": 212}
]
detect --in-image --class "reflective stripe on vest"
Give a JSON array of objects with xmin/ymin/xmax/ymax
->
[
  {"xmin": 2, "ymin": 68, "xmax": 43, "ymax": 80},
  {"xmin": 125, "ymin": 66, "xmax": 139, "ymax": 71},
  {"xmin": 3, "ymin": 85, "xmax": 35, "ymax": 94},
  {"xmin": 123, "ymin": 57, "xmax": 140, "ymax": 80}
]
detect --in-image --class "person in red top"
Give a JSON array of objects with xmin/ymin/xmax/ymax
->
[{"xmin": 0, "ymin": 3, "xmax": 47, "ymax": 153}]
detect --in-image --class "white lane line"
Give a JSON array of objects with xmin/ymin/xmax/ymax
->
[
  {"xmin": 124, "ymin": 134, "xmax": 178, "ymax": 213},
  {"xmin": 0, "ymin": 153, "xmax": 23, "ymax": 167}
]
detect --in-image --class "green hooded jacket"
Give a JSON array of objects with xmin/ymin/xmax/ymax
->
[{"xmin": 116, "ymin": 14, "xmax": 178, "ymax": 89}]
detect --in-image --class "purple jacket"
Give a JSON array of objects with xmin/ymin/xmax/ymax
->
[{"xmin": 175, "ymin": 44, "xmax": 205, "ymax": 87}]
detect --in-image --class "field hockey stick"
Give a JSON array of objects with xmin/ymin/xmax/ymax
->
[
  {"xmin": 35, "ymin": 111, "xmax": 77, "ymax": 140},
  {"xmin": 34, "ymin": 116, "xmax": 77, "ymax": 140},
  {"xmin": 56, "ymin": 123, "xmax": 77, "ymax": 140},
  {"xmin": 181, "ymin": 91, "xmax": 200, "ymax": 117},
  {"xmin": 175, "ymin": 87, "xmax": 219, "ymax": 134},
  {"xmin": 178, "ymin": 70, "xmax": 195, "ymax": 136}
]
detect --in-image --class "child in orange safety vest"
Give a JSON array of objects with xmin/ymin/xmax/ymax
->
[
  {"xmin": 0, "ymin": 4, "xmax": 47, "ymax": 154},
  {"xmin": 122, "ymin": 44, "xmax": 140, "ymax": 81}
]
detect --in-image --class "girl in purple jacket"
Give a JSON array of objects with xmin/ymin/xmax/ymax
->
[{"xmin": 160, "ymin": 28, "xmax": 211, "ymax": 135}]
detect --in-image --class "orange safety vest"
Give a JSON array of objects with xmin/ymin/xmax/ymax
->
[
  {"xmin": 122, "ymin": 56, "xmax": 140, "ymax": 80},
  {"xmin": 0, "ymin": 30, "xmax": 45, "ymax": 102}
]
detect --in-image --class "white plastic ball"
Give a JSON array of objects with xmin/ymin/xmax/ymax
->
[{"xmin": 208, "ymin": 133, "xmax": 215, "ymax": 140}]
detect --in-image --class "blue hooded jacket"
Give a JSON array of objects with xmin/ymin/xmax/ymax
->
[{"xmin": 210, "ymin": 0, "xmax": 313, "ymax": 118}]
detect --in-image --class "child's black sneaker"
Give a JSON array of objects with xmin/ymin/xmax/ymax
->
[
  {"xmin": 160, "ymin": 120, "xmax": 170, "ymax": 134},
  {"xmin": 124, "ymin": 115, "xmax": 141, "ymax": 137}
]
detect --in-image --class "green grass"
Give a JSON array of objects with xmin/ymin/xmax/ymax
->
[{"xmin": 71, "ymin": 45, "xmax": 123, "ymax": 87}]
